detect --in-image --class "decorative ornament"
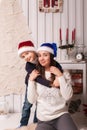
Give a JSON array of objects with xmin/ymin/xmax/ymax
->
[{"xmin": 39, "ymin": 0, "xmax": 63, "ymax": 13}]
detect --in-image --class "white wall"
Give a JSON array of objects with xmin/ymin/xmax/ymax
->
[
  {"xmin": 0, "ymin": 0, "xmax": 87, "ymax": 112},
  {"xmin": 84, "ymin": 0, "xmax": 87, "ymax": 54},
  {"xmin": 20, "ymin": 0, "xmax": 86, "ymax": 60}
]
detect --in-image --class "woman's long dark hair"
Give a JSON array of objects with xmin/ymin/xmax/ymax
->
[{"xmin": 36, "ymin": 53, "xmax": 56, "ymax": 83}]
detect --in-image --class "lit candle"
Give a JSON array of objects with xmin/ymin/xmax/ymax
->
[
  {"xmin": 72, "ymin": 30, "xmax": 74, "ymax": 41},
  {"xmin": 72, "ymin": 28, "xmax": 76, "ymax": 44},
  {"xmin": 59, "ymin": 28, "xmax": 62, "ymax": 41},
  {"xmin": 66, "ymin": 28, "xmax": 68, "ymax": 41},
  {"xmin": 73, "ymin": 28, "xmax": 76, "ymax": 41}
]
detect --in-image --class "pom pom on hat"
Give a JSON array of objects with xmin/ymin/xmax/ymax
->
[
  {"xmin": 37, "ymin": 42, "xmax": 57, "ymax": 57},
  {"xmin": 18, "ymin": 40, "xmax": 35, "ymax": 57}
]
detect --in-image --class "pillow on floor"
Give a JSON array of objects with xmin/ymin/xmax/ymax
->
[{"xmin": 5, "ymin": 123, "xmax": 37, "ymax": 130}]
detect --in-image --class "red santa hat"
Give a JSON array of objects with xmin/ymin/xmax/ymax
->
[{"xmin": 18, "ymin": 40, "xmax": 36, "ymax": 57}]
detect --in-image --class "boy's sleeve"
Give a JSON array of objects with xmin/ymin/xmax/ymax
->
[
  {"xmin": 35, "ymin": 75, "xmax": 51, "ymax": 88},
  {"xmin": 35, "ymin": 61, "xmax": 63, "ymax": 87},
  {"xmin": 25, "ymin": 62, "xmax": 51, "ymax": 88}
]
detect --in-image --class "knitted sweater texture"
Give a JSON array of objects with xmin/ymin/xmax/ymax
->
[{"xmin": 27, "ymin": 70, "xmax": 73, "ymax": 121}]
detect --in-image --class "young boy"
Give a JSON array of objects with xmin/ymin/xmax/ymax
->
[{"xmin": 18, "ymin": 40, "xmax": 63, "ymax": 127}]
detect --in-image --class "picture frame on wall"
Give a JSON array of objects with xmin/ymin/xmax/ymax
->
[{"xmin": 39, "ymin": 0, "xmax": 63, "ymax": 13}]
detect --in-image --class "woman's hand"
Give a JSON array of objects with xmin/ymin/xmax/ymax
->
[
  {"xmin": 50, "ymin": 66, "xmax": 63, "ymax": 77},
  {"xmin": 29, "ymin": 69, "xmax": 40, "ymax": 81}
]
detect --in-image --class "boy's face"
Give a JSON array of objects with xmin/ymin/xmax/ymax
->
[{"xmin": 21, "ymin": 51, "xmax": 36, "ymax": 62}]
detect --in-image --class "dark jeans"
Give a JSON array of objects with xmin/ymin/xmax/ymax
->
[{"xmin": 20, "ymin": 86, "xmax": 37, "ymax": 126}]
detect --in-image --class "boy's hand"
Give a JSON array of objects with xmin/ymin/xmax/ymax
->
[
  {"xmin": 50, "ymin": 66, "xmax": 63, "ymax": 77},
  {"xmin": 51, "ymin": 76, "xmax": 60, "ymax": 88},
  {"xmin": 29, "ymin": 69, "xmax": 40, "ymax": 81}
]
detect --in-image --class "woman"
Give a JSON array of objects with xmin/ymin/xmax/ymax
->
[{"xmin": 27, "ymin": 43, "xmax": 78, "ymax": 130}]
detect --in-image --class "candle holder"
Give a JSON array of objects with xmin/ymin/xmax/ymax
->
[
  {"xmin": 59, "ymin": 43, "xmax": 74, "ymax": 49},
  {"xmin": 59, "ymin": 28, "xmax": 75, "ymax": 49},
  {"xmin": 58, "ymin": 28, "xmax": 76, "ymax": 60},
  {"xmin": 59, "ymin": 40, "xmax": 62, "ymax": 46},
  {"xmin": 59, "ymin": 40, "xmax": 75, "ymax": 60}
]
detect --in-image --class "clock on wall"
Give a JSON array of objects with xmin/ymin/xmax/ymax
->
[
  {"xmin": 75, "ymin": 44, "xmax": 85, "ymax": 61},
  {"xmin": 75, "ymin": 53, "xmax": 84, "ymax": 61}
]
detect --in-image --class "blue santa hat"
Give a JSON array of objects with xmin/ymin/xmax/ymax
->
[{"xmin": 37, "ymin": 42, "xmax": 57, "ymax": 57}]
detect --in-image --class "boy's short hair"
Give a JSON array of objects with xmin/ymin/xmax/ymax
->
[{"xmin": 18, "ymin": 40, "xmax": 36, "ymax": 57}]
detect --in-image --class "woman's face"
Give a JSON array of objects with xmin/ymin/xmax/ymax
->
[{"xmin": 37, "ymin": 51, "xmax": 51, "ymax": 68}]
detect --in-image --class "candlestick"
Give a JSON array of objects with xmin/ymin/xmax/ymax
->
[
  {"xmin": 66, "ymin": 28, "xmax": 68, "ymax": 41},
  {"xmin": 73, "ymin": 28, "xmax": 76, "ymax": 41},
  {"xmin": 59, "ymin": 28, "xmax": 62, "ymax": 41},
  {"xmin": 59, "ymin": 28, "xmax": 62, "ymax": 46},
  {"xmin": 72, "ymin": 30, "xmax": 74, "ymax": 41},
  {"xmin": 72, "ymin": 28, "xmax": 76, "ymax": 44}
]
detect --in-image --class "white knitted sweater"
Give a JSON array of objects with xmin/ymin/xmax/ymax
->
[{"xmin": 27, "ymin": 70, "xmax": 73, "ymax": 121}]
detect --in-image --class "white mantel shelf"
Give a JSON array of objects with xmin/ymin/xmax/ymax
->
[{"xmin": 59, "ymin": 60, "xmax": 86, "ymax": 64}]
